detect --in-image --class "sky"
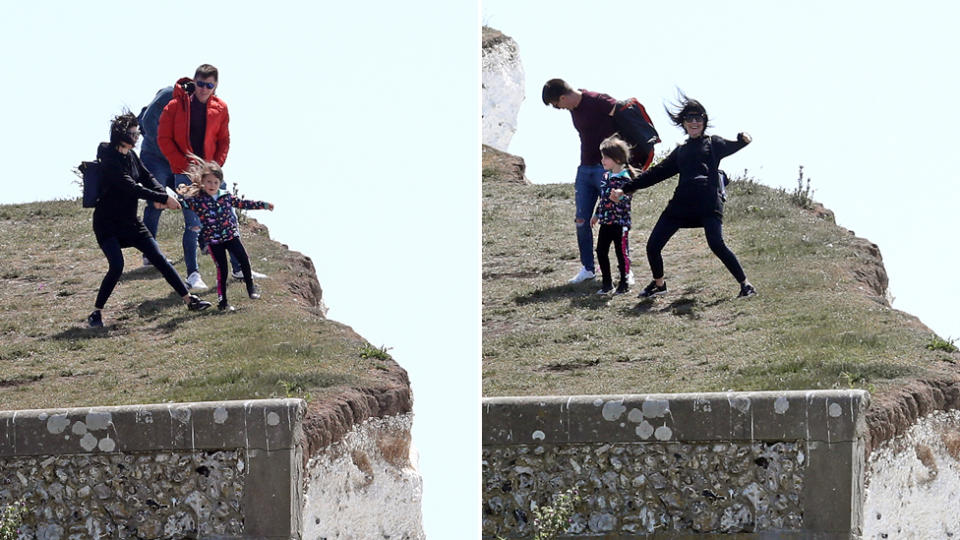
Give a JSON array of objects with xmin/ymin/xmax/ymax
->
[
  {"xmin": 1, "ymin": 1, "xmax": 479, "ymax": 537},
  {"xmin": 482, "ymin": 0, "xmax": 960, "ymax": 344}
]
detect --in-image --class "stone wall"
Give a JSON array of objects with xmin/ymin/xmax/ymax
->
[
  {"xmin": 0, "ymin": 399, "xmax": 421, "ymax": 539},
  {"xmin": 482, "ymin": 390, "xmax": 869, "ymax": 539}
]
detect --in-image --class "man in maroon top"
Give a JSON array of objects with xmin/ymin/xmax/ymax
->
[{"xmin": 543, "ymin": 78, "xmax": 635, "ymax": 285}]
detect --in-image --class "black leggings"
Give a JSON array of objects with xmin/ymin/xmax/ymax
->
[
  {"xmin": 596, "ymin": 224, "xmax": 630, "ymax": 287},
  {"xmin": 95, "ymin": 235, "xmax": 188, "ymax": 309},
  {"xmin": 209, "ymin": 238, "xmax": 253, "ymax": 303},
  {"xmin": 646, "ymin": 213, "xmax": 746, "ymax": 283}
]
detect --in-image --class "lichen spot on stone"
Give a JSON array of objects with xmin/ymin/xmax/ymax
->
[
  {"xmin": 532, "ymin": 430, "xmax": 546, "ymax": 441},
  {"xmin": 601, "ymin": 401, "xmax": 627, "ymax": 422},
  {"xmin": 80, "ymin": 433, "xmax": 98, "ymax": 452},
  {"xmin": 593, "ymin": 398, "xmax": 604, "ymax": 407},
  {"xmin": 828, "ymin": 403, "xmax": 843, "ymax": 418},
  {"xmin": 774, "ymin": 396, "xmax": 789, "ymax": 415},
  {"xmin": 636, "ymin": 421, "xmax": 654, "ymax": 440},
  {"xmin": 47, "ymin": 414, "xmax": 69, "ymax": 434},
  {"xmin": 731, "ymin": 396, "xmax": 751, "ymax": 414},
  {"xmin": 654, "ymin": 425, "xmax": 673, "ymax": 441},
  {"xmin": 642, "ymin": 399, "xmax": 669, "ymax": 418},
  {"xmin": 267, "ymin": 412, "xmax": 281, "ymax": 426},
  {"xmin": 214, "ymin": 407, "xmax": 229, "ymax": 424},
  {"xmin": 98, "ymin": 436, "xmax": 116, "ymax": 452},
  {"xmin": 171, "ymin": 406, "xmax": 192, "ymax": 425},
  {"xmin": 627, "ymin": 408, "xmax": 644, "ymax": 423},
  {"xmin": 71, "ymin": 421, "xmax": 87, "ymax": 435},
  {"xmin": 85, "ymin": 411, "xmax": 112, "ymax": 431}
]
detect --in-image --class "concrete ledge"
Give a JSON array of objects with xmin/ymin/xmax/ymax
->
[{"xmin": 483, "ymin": 390, "xmax": 868, "ymax": 445}]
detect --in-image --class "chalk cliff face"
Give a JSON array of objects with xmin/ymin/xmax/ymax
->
[{"xmin": 482, "ymin": 27, "xmax": 524, "ymax": 151}]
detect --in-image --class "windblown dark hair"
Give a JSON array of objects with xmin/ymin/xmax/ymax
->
[
  {"xmin": 665, "ymin": 91, "xmax": 709, "ymax": 131},
  {"xmin": 542, "ymin": 78, "xmax": 573, "ymax": 105},
  {"xmin": 599, "ymin": 135, "xmax": 641, "ymax": 179},
  {"xmin": 109, "ymin": 110, "xmax": 139, "ymax": 146}
]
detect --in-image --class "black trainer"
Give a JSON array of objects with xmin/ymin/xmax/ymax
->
[
  {"xmin": 615, "ymin": 281, "xmax": 629, "ymax": 295},
  {"xmin": 87, "ymin": 310, "xmax": 103, "ymax": 328},
  {"xmin": 596, "ymin": 284, "xmax": 614, "ymax": 295},
  {"xmin": 248, "ymin": 286, "xmax": 261, "ymax": 300},
  {"xmin": 187, "ymin": 295, "xmax": 212, "ymax": 311},
  {"xmin": 638, "ymin": 280, "xmax": 667, "ymax": 298},
  {"xmin": 218, "ymin": 301, "xmax": 235, "ymax": 312},
  {"xmin": 738, "ymin": 283, "xmax": 757, "ymax": 298}
]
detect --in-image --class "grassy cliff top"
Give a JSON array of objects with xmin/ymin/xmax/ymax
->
[
  {"xmin": 0, "ymin": 198, "xmax": 409, "ymax": 419},
  {"xmin": 482, "ymin": 154, "xmax": 960, "ymax": 407}
]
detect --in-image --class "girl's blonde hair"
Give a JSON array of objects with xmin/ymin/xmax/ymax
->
[{"xmin": 176, "ymin": 154, "xmax": 225, "ymax": 197}]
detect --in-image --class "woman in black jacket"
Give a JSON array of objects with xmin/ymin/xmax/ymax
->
[
  {"xmin": 610, "ymin": 95, "xmax": 757, "ymax": 299},
  {"xmin": 88, "ymin": 112, "xmax": 211, "ymax": 327}
]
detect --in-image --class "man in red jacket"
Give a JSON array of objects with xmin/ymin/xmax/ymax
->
[{"xmin": 158, "ymin": 64, "xmax": 233, "ymax": 289}]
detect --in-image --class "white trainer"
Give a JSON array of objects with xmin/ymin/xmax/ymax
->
[
  {"xmin": 233, "ymin": 269, "xmax": 267, "ymax": 279},
  {"xmin": 568, "ymin": 267, "xmax": 596, "ymax": 284},
  {"xmin": 185, "ymin": 271, "xmax": 208, "ymax": 290},
  {"xmin": 625, "ymin": 271, "xmax": 636, "ymax": 286}
]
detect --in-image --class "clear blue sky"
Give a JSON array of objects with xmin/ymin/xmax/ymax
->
[
  {"xmin": 483, "ymin": 0, "xmax": 960, "ymax": 343},
  {"xmin": 1, "ymin": 1, "xmax": 479, "ymax": 536}
]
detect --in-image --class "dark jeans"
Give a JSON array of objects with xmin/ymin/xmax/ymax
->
[
  {"xmin": 646, "ymin": 213, "xmax": 746, "ymax": 283},
  {"xmin": 596, "ymin": 224, "xmax": 630, "ymax": 288},
  {"xmin": 95, "ymin": 235, "xmax": 188, "ymax": 309},
  {"xmin": 209, "ymin": 238, "xmax": 253, "ymax": 304}
]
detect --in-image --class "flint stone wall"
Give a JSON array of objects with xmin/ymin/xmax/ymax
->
[
  {"xmin": 0, "ymin": 399, "xmax": 305, "ymax": 539},
  {"xmin": 482, "ymin": 390, "xmax": 869, "ymax": 539}
]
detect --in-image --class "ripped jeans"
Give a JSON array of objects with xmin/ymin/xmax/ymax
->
[{"xmin": 574, "ymin": 164, "xmax": 605, "ymax": 273}]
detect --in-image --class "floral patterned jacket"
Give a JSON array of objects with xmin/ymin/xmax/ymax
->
[
  {"xmin": 180, "ymin": 191, "xmax": 268, "ymax": 245},
  {"xmin": 594, "ymin": 169, "xmax": 633, "ymax": 227}
]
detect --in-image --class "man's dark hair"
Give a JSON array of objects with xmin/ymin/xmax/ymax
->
[
  {"xmin": 194, "ymin": 64, "xmax": 219, "ymax": 81},
  {"xmin": 542, "ymin": 78, "xmax": 573, "ymax": 106}
]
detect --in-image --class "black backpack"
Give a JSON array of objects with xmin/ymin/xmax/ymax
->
[
  {"xmin": 612, "ymin": 98, "xmax": 660, "ymax": 168},
  {"xmin": 78, "ymin": 160, "xmax": 103, "ymax": 208}
]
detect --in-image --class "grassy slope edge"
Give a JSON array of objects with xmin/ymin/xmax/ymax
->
[
  {"xmin": 482, "ymin": 155, "xmax": 960, "ymax": 404},
  {"xmin": 0, "ymin": 199, "xmax": 405, "ymax": 412}
]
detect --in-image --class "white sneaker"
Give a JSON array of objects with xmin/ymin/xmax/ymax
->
[
  {"xmin": 625, "ymin": 271, "xmax": 636, "ymax": 286},
  {"xmin": 568, "ymin": 267, "xmax": 596, "ymax": 284},
  {"xmin": 185, "ymin": 271, "xmax": 208, "ymax": 290},
  {"xmin": 233, "ymin": 269, "xmax": 268, "ymax": 279}
]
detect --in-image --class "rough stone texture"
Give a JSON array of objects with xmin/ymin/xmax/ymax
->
[
  {"xmin": 482, "ymin": 26, "xmax": 524, "ymax": 151},
  {"xmin": 302, "ymin": 414, "xmax": 424, "ymax": 539},
  {"xmin": 864, "ymin": 409, "xmax": 960, "ymax": 539},
  {"xmin": 864, "ymin": 378, "xmax": 960, "ymax": 454},
  {"xmin": 0, "ymin": 449, "xmax": 245, "ymax": 538},
  {"xmin": 482, "ymin": 441, "xmax": 805, "ymax": 537},
  {"xmin": 482, "ymin": 391, "xmax": 868, "ymax": 539},
  {"xmin": 482, "ymin": 144, "xmax": 529, "ymax": 185}
]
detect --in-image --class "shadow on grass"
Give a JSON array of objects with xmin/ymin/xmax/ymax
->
[
  {"xmin": 117, "ymin": 256, "xmax": 186, "ymax": 283},
  {"xmin": 48, "ymin": 325, "xmax": 115, "ymax": 341},
  {"xmin": 513, "ymin": 283, "xmax": 595, "ymax": 306}
]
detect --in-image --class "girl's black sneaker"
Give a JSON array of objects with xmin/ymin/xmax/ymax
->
[
  {"xmin": 738, "ymin": 283, "xmax": 757, "ymax": 298},
  {"xmin": 87, "ymin": 310, "xmax": 103, "ymax": 328},
  {"xmin": 218, "ymin": 301, "xmax": 235, "ymax": 312},
  {"xmin": 638, "ymin": 280, "xmax": 667, "ymax": 298},
  {"xmin": 596, "ymin": 285, "xmax": 614, "ymax": 295},
  {"xmin": 248, "ymin": 286, "xmax": 261, "ymax": 300},
  {"xmin": 187, "ymin": 295, "xmax": 212, "ymax": 311},
  {"xmin": 615, "ymin": 281, "xmax": 630, "ymax": 295}
]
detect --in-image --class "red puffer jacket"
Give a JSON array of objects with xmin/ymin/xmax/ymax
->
[{"xmin": 157, "ymin": 77, "xmax": 230, "ymax": 174}]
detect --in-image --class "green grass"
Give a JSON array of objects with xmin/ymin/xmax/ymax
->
[
  {"xmin": 482, "ymin": 169, "xmax": 960, "ymax": 398},
  {"xmin": 0, "ymin": 198, "xmax": 397, "ymax": 410}
]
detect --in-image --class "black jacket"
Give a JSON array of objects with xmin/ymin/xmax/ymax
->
[
  {"xmin": 622, "ymin": 134, "xmax": 749, "ymax": 225},
  {"xmin": 92, "ymin": 142, "xmax": 168, "ymax": 245}
]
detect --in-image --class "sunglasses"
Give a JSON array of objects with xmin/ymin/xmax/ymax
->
[
  {"xmin": 682, "ymin": 114, "xmax": 705, "ymax": 123},
  {"xmin": 194, "ymin": 81, "xmax": 216, "ymax": 89}
]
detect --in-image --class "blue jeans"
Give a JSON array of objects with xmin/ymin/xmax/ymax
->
[
  {"xmin": 173, "ymin": 174, "xmax": 203, "ymax": 275},
  {"xmin": 141, "ymin": 153, "xmax": 173, "ymax": 239},
  {"xmin": 574, "ymin": 164, "xmax": 605, "ymax": 272}
]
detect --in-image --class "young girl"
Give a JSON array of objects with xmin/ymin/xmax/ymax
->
[
  {"xmin": 591, "ymin": 136, "xmax": 637, "ymax": 295},
  {"xmin": 177, "ymin": 158, "xmax": 274, "ymax": 311},
  {"xmin": 610, "ymin": 93, "xmax": 756, "ymax": 299}
]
